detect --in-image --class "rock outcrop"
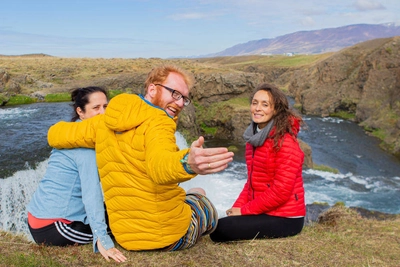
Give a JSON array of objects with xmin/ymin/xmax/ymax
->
[
  {"xmin": 191, "ymin": 72, "xmax": 264, "ymax": 104},
  {"xmin": 288, "ymin": 37, "xmax": 400, "ymax": 156}
]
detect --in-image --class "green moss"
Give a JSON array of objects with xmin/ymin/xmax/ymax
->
[
  {"xmin": 293, "ymin": 103, "xmax": 302, "ymax": 111},
  {"xmin": 371, "ymin": 128, "xmax": 386, "ymax": 141},
  {"xmin": 363, "ymin": 125, "xmax": 374, "ymax": 132},
  {"xmin": 200, "ymin": 123, "xmax": 217, "ymax": 135},
  {"xmin": 312, "ymin": 202, "xmax": 330, "ymax": 206},
  {"xmin": 280, "ymin": 87, "xmax": 289, "ymax": 93},
  {"xmin": 124, "ymin": 87, "xmax": 135, "ymax": 94},
  {"xmin": 330, "ymin": 111, "xmax": 356, "ymax": 120},
  {"xmin": 45, "ymin": 93, "xmax": 70, "ymax": 102},
  {"xmin": 7, "ymin": 95, "xmax": 36, "ymax": 105},
  {"xmin": 228, "ymin": 145, "xmax": 239, "ymax": 152},
  {"xmin": 334, "ymin": 201, "xmax": 346, "ymax": 207},
  {"xmin": 194, "ymin": 97, "xmax": 250, "ymax": 139},
  {"xmin": 108, "ymin": 89, "xmax": 125, "ymax": 99},
  {"xmin": 313, "ymin": 164, "xmax": 339, "ymax": 174},
  {"xmin": 0, "ymin": 94, "xmax": 9, "ymax": 105},
  {"xmin": 364, "ymin": 126, "xmax": 386, "ymax": 141}
]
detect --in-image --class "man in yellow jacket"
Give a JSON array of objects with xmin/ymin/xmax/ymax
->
[{"xmin": 47, "ymin": 65, "xmax": 234, "ymax": 251}]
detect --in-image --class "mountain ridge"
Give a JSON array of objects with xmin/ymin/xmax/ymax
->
[{"xmin": 204, "ymin": 23, "xmax": 400, "ymax": 57}]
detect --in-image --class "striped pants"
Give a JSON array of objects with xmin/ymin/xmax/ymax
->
[{"xmin": 162, "ymin": 193, "xmax": 218, "ymax": 251}]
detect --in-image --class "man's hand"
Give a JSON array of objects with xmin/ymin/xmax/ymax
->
[{"xmin": 187, "ymin": 136, "xmax": 234, "ymax": 175}]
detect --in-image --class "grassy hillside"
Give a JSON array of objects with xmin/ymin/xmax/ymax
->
[
  {"xmin": 0, "ymin": 54, "xmax": 327, "ymax": 99},
  {"xmin": 195, "ymin": 53, "xmax": 333, "ymax": 68}
]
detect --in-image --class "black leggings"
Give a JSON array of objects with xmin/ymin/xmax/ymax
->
[
  {"xmin": 28, "ymin": 221, "xmax": 93, "ymax": 247},
  {"xmin": 210, "ymin": 214, "xmax": 304, "ymax": 242}
]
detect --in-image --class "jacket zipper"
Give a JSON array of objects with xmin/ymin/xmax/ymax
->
[{"xmin": 250, "ymin": 146, "xmax": 255, "ymax": 200}]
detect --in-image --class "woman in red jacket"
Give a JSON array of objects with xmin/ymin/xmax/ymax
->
[{"xmin": 210, "ymin": 83, "xmax": 306, "ymax": 242}]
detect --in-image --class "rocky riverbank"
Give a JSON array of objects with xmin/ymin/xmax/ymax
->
[
  {"xmin": 305, "ymin": 203, "xmax": 398, "ymax": 226},
  {"xmin": 288, "ymin": 37, "xmax": 400, "ymax": 157}
]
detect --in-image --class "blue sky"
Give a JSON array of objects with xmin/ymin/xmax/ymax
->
[{"xmin": 1, "ymin": 0, "xmax": 399, "ymax": 58}]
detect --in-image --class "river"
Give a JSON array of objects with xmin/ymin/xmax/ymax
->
[{"xmin": 1, "ymin": 101, "xmax": 400, "ymax": 239}]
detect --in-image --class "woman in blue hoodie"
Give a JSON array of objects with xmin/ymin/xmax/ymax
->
[{"xmin": 27, "ymin": 87, "xmax": 126, "ymax": 263}]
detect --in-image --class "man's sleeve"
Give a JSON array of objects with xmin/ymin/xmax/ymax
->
[
  {"xmin": 47, "ymin": 115, "xmax": 103, "ymax": 149},
  {"xmin": 145, "ymin": 116, "xmax": 195, "ymax": 185}
]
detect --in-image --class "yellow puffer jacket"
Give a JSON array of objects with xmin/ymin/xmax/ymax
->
[{"xmin": 48, "ymin": 94, "xmax": 196, "ymax": 250}]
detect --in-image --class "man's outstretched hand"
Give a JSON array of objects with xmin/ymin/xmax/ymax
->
[{"xmin": 188, "ymin": 136, "xmax": 234, "ymax": 175}]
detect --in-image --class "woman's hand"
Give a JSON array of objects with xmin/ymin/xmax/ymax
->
[
  {"xmin": 97, "ymin": 239, "xmax": 127, "ymax": 263},
  {"xmin": 226, "ymin": 207, "xmax": 241, "ymax": 216}
]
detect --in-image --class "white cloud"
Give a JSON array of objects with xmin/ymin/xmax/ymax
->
[
  {"xmin": 301, "ymin": 16, "xmax": 316, "ymax": 27},
  {"xmin": 353, "ymin": 0, "xmax": 386, "ymax": 11},
  {"xmin": 168, "ymin": 12, "xmax": 211, "ymax": 20}
]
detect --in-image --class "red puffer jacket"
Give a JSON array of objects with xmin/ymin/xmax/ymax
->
[{"xmin": 233, "ymin": 120, "xmax": 306, "ymax": 217}]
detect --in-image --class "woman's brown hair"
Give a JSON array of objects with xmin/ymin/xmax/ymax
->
[{"xmin": 251, "ymin": 83, "xmax": 303, "ymax": 149}]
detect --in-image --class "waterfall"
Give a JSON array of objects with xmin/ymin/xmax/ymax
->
[
  {"xmin": 0, "ymin": 132, "xmax": 246, "ymax": 240},
  {"xmin": 0, "ymin": 160, "xmax": 49, "ymax": 240}
]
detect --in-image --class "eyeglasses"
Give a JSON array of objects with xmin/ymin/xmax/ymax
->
[{"xmin": 154, "ymin": 84, "xmax": 191, "ymax": 106}]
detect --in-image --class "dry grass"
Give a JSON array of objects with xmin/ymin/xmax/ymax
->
[
  {"xmin": 0, "ymin": 53, "xmax": 334, "ymax": 96},
  {"xmin": 0, "ymin": 56, "xmax": 228, "ymax": 95},
  {"xmin": 1, "ymin": 206, "xmax": 399, "ymax": 267},
  {"xmin": 0, "ymin": 56, "xmax": 230, "ymax": 80}
]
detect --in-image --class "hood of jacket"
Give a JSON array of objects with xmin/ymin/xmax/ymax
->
[{"xmin": 104, "ymin": 94, "xmax": 176, "ymax": 132}]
